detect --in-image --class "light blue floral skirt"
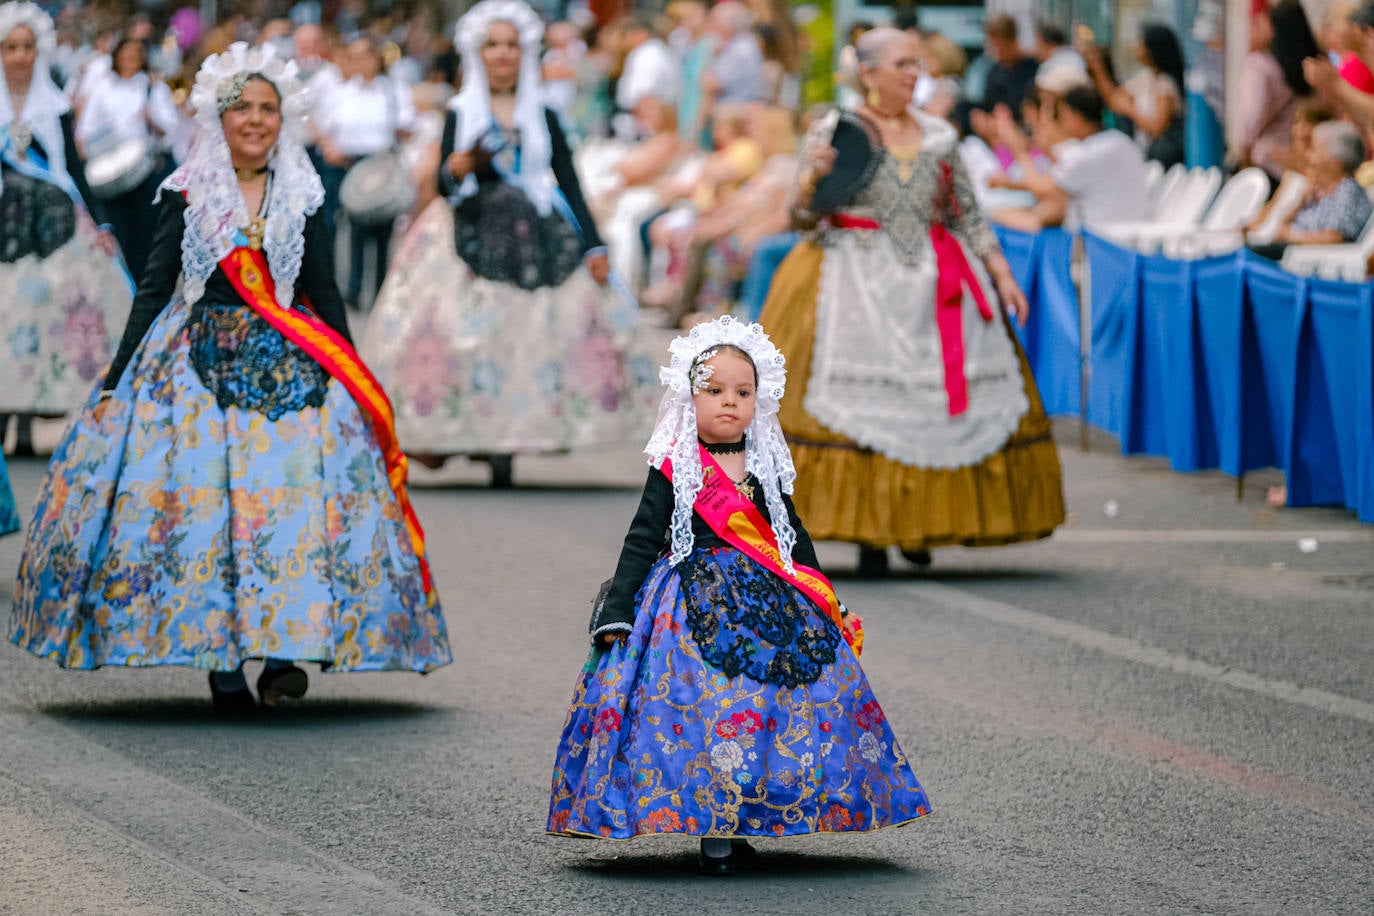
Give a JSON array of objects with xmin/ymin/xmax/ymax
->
[
  {"xmin": 9, "ymin": 297, "xmax": 452, "ymax": 673},
  {"xmin": 548, "ymin": 548, "xmax": 931, "ymax": 839},
  {"xmin": 0, "ymin": 453, "xmax": 17, "ymax": 537}
]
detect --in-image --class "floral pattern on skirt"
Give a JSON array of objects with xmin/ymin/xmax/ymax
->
[
  {"xmin": 9, "ymin": 297, "xmax": 452, "ymax": 673},
  {"xmin": 0, "ymin": 206, "xmax": 131, "ymax": 414},
  {"xmin": 547, "ymin": 549, "xmax": 931, "ymax": 839},
  {"xmin": 0, "ymin": 454, "xmax": 17, "ymax": 538},
  {"xmin": 361, "ymin": 199, "xmax": 658, "ymax": 456}
]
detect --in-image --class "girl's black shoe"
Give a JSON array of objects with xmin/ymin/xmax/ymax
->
[
  {"xmin": 697, "ymin": 849, "xmax": 736, "ymax": 876},
  {"xmin": 901, "ymin": 548, "xmax": 932, "ymax": 568},
  {"xmin": 256, "ymin": 664, "xmax": 309, "ymax": 709},
  {"xmin": 208, "ymin": 673, "xmax": 256, "ymax": 714}
]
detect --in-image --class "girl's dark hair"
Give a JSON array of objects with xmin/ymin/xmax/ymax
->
[
  {"xmin": 111, "ymin": 37, "xmax": 149, "ymax": 74},
  {"xmin": 692, "ymin": 344, "xmax": 758, "ymax": 386},
  {"xmin": 1140, "ymin": 23, "xmax": 1185, "ymax": 95},
  {"xmin": 1268, "ymin": 0, "xmax": 1319, "ymax": 95}
]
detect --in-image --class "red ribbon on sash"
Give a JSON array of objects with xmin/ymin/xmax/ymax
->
[
  {"xmin": 218, "ymin": 246, "xmax": 436, "ymax": 604},
  {"xmin": 930, "ymin": 223, "xmax": 995, "ymax": 417},
  {"xmin": 663, "ymin": 444, "xmax": 862, "ymax": 657},
  {"xmin": 829, "ymin": 211, "xmax": 996, "ymax": 417}
]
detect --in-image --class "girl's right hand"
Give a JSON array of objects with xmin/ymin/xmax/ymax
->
[
  {"xmin": 92, "ymin": 398, "xmax": 112, "ymax": 422},
  {"xmin": 598, "ymin": 631, "xmax": 629, "ymax": 648}
]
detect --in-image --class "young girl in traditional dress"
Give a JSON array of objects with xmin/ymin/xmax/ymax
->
[{"xmin": 547, "ymin": 316, "xmax": 931, "ymax": 874}]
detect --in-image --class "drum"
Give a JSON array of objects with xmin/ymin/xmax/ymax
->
[
  {"xmin": 339, "ymin": 150, "xmax": 415, "ymax": 226},
  {"xmin": 85, "ymin": 137, "xmax": 157, "ymax": 200}
]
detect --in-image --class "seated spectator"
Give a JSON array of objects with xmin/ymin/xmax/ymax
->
[
  {"xmin": 1250, "ymin": 120, "xmax": 1373, "ymax": 258},
  {"xmin": 1035, "ymin": 21, "xmax": 1086, "ymax": 81},
  {"xmin": 920, "ymin": 32, "xmax": 967, "ymax": 121},
  {"xmin": 1244, "ymin": 100, "xmax": 1337, "ymax": 235},
  {"xmin": 989, "ymin": 85, "xmax": 1149, "ymax": 232}
]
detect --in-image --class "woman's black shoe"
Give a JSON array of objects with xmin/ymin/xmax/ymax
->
[
  {"xmin": 256, "ymin": 664, "xmax": 309, "ymax": 709},
  {"xmin": 488, "ymin": 454, "xmax": 514, "ymax": 489},
  {"xmin": 901, "ymin": 548, "xmax": 932, "ymax": 568},
  {"xmin": 208, "ymin": 673, "xmax": 256, "ymax": 714},
  {"xmin": 857, "ymin": 546, "xmax": 890, "ymax": 578}
]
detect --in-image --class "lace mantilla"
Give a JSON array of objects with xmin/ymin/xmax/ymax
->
[
  {"xmin": 449, "ymin": 0, "xmax": 554, "ymax": 215},
  {"xmin": 160, "ymin": 42, "xmax": 323, "ymax": 310},
  {"xmin": 0, "ymin": 3, "xmax": 73, "ymax": 201},
  {"xmin": 645, "ymin": 316, "xmax": 798, "ymax": 571}
]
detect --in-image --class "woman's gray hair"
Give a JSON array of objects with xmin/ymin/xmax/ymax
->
[
  {"xmin": 854, "ymin": 26, "xmax": 908, "ymax": 69},
  {"xmin": 1312, "ymin": 120, "xmax": 1367, "ymax": 175}
]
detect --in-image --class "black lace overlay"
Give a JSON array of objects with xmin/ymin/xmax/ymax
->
[
  {"xmin": 188, "ymin": 303, "xmax": 330, "ymax": 420},
  {"xmin": 452, "ymin": 180, "xmax": 584, "ymax": 290},
  {"xmin": 679, "ymin": 547, "xmax": 840, "ymax": 688},
  {"xmin": 0, "ymin": 168, "xmax": 76, "ymax": 262}
]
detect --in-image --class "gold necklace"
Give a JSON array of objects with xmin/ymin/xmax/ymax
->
[
  {"xmin": 731, "ymin": 473, "xmax": 755, "ymax": 501},
  {"xmin": 234, "ymin": 165, "xmax": 268, "ymax": 182}
]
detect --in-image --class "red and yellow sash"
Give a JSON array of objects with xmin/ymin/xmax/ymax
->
[
  {"xmin": 220, "ymin": 246, "xmax": 436, "ymax": 605},
  {"xmin": 663, "ymin": 444, "xmax": 862, "ymax": 656}
]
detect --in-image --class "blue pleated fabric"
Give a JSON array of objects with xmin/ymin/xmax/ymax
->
[
  {"xmin": 0, "ymin": 453, "xmax": 17, "ymax": 537},
  {"xmin": 9, "ymin": 298, "xmax": 451, "ymax": 673},
  {"xmin": 548, "ymin": 548, "xmax": 931, "ymax": 839}
]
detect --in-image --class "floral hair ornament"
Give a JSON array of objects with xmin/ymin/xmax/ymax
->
[
  {"xmin": 161, "ymin": 42, "xmax": 323, "ymax": 311},
  {"xmin": 645, "ymin": 316, "xmax": 798, "ymax": 570}
]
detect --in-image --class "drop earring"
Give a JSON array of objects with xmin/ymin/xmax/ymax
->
[{"xmin": 867, "ymin": 87, "xmax": 881, "ymax": 108}]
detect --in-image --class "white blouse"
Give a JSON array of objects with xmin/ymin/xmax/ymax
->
[
  {"xmin": 75, "ymin": 72, "xmax": 182, "ymax": 153},
  {"xmin": 313, "ymin": 75, "xmax": 415, "ymax": 158}
]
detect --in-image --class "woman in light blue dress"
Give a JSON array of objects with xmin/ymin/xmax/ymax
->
[{"xmin": 9, "ymin": 44, "xmax": 451, "ymax": 713}]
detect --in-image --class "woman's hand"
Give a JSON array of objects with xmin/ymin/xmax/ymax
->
[
  {"xmin": 806, "ymin": 144, "xmax": 837, "ymax": 180},
  {"xmin": 841, "ymin": 612, "xmax": 863, "ymax": 647},
  {"xmin": 585, "ymin": 250, "xmax": 610, "ymax": 285},
  {"xmin": 91, "ymin": 397, "xmax": 112, "ymax": 423},
  {"xmin": 1304, "ymin": 56, "xmax": 1341, "ymax": 97},
  {"xmin": 446, "ymin": 147, "xmax": 478, "ymax": 180},
  {"xmin": 995, "ymin": 270, "xmax": 1030, "ymax": 327}
]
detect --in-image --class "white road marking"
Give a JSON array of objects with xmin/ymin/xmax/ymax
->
[
  {"xmin": 905, "ymin": 581, "xmax": 1374, "ymax": 726},
  {"xmin": 0, "ymin": 710, "xmax": 450, "ymax": 916},
  {"xmin": 1051, "ymin": 529, "xmax": 1374, "ymax": 544}
]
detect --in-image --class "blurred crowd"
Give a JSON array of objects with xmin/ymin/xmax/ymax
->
[{"xmin": 35, "ymin": 0, "xmax": 1374, "ymax": 327}]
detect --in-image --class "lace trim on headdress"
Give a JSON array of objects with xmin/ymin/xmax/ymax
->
[
  {"xmin": 0, "ymin": 3, "xmax": 71, "ymax": 197},
  {"xmin": 449, "ymin": 0, "xmax": 554, "ymax": 214},
  {"xmin": 159, "ymin": 42, "xmax": 324, "ymax": 309},
  {"xmin": 645, "ymin": 315, "xmax": 797, "ymax": 570}
]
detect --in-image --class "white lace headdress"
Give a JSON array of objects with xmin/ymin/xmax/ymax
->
[
  {"xmin": 0, "ymin": 3, "xmax": 72, "ymax": 195},
  {"xmin": 646, "ymin": 315, "xmax": 798, "ymax": 570},
  {"xmin": 449, "ymin": 0, "xmax": 554, "ymax": 214},
  {"xmin": 160, "ymin": 41, "xmax": 324, "ymax": 309}
]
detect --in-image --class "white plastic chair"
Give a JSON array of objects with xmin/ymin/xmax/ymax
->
[
  {"xmin": 1142, "ymin": 160, "xmax": 1166, "ymax": 209},
  {"xmin": 1101, "ymin": 167, "xmax": 1223, "ymax": 253},
  {"xmin": 1280, "ymin": 210, "xmax": 1374, "ymax": 281},
  {"xmin": 1160, "ymin": 168, "xmax": 1274, "ymax": 259},
  {"xmin": 1247, "ymin": 172, "xmax": 1309, "ymax": 244},
  {"xmin": 1147, "ymin": 163, "xmax": 1187, "ymax": 219}
]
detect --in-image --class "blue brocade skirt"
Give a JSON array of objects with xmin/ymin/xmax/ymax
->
[
  {"xmin": 9, "ymin": 297, "xmax": 452, "ymax": 673},
  {"xmin": 547, "ymin": 548, "xmax": 931, "ymax": 839}
]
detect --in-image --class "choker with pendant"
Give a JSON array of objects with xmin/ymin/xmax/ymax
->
[
  {"xmin": 234, "ymin": 165, "xmax": 269, "ymax": 181},
  {"xmin": 702, "ymin": 437, "xmax": 746, "ymax": 455}
]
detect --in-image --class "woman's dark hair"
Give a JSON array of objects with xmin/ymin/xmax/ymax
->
[
  {"xmin": 1140, "ymin": 23, "xmax": 1185, "ymax": 94},
  {"xmin": 111, "ymin": 37, "xmax": 149, "ymax": 75},
  {"xmin": 1268, "ymin": 0, "xmax": 1319, "ymax": 95},
  {"xmin": 246, "ymin": 73, "xmax": 281, "ymax": 103}
]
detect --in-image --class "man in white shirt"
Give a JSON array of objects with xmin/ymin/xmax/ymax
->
[
  {"xmin": 701, "ymin": 2, "xmax": 765, "ymax": 105},
  {"xmin": 1035, "ymin": 22, "xmax": 1086, "ymax": 83},
  {"xmin": 989, "ymin": 85, "xmax": 1148, "ymax": 232},
  {"xmin": 615, "ymin": 16, "xmax": 677, "ymax": 139}
]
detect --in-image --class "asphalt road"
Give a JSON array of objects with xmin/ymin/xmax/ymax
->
[{"xmin": 1, "ymin": 421, "xmax": 1370, "ymax": 915}]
